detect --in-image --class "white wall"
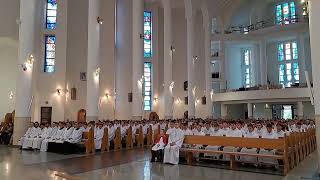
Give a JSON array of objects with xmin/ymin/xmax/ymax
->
[
  {"xmin": 172, "ymin": 8, "xmax": 187, "ymax": 119},
  {"xmin": 0, "ymin": 0, "xmax": 20, "ymax": 120},
  {"xmin": 225, "ymin": 45, "xmax": 242, "ymax": 89},
  {"xmin": 65, "ymin": 0, "xmax": 88, "ymax": 121},
  {"xmin": 115, "ymin": 0, "xmax": 132, "ymax": 120}
]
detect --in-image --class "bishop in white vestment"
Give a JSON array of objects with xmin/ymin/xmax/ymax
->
[{"xmin": 163, "ymin": 123, "xmax": 185, "ymax": 165}]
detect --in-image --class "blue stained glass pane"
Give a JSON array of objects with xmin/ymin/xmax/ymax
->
[
  {"xmin": 290, "ymin": 2, "xmax": 296, "ymax": 22},
  {"xmin": 278, "ymin": 43, "xmax": 284, "ymax": 61},
  {"xmin": 46, "ymin": 0, "xmax": 57, "ymax": 30},
  {"xmin": 283, "ymin": 3, "xmax": 289, "ymax": 24},
  {"xmin": 276, "ymin": 5, "xmax": 282, "ymax": 24},
  {"xmin": 143, "ymin": 62, "xmax": 152, "ymax": 111},
  {"xmin": 45, "ymin": 35, "xmax": 56, "ymax": 73},
  {"xmin": 144, "ymin": 11, "xmax": 152, "ymax": 58}
]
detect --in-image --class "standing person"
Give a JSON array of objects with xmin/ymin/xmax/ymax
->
[
  {"xmin": 151, "ymin": 129, "xmax": 168, "ymax": 162},
  {"xmin": 163, "ymin": 122, "xmax": 185, "ymax": 165},
  {"xmin": 94, "ymin": 123, "xmax": 105, "ymax": 150}
]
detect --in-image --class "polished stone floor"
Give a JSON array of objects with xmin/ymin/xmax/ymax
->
[{"xmin": 0, "ymin": 145, "xmax": 318, "ymax": 180}]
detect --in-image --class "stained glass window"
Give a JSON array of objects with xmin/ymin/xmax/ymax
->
[
  {"xmin": 242, "ymin": 49, "xmax": 252, "ymax": 88},
  {"xmin": 276, "ymin": 2, "xmax": 296, "ymax": 25},
  {"xmin": 44, "ymin": 35, "xmax": 56, "ymax": 73},
  {"xmin": 144, "ymin": 62, "xmax": 152, "ymax": 111},
  {"xmin": 144, "ymin": 11, "xmax": 152, "ymax": 58},
  {"xmin": 46, "ymin": 0, "xmax": 57, "ymax": 30},
  {"xmin": 278, "ymin": 41, "xmax": 299, "ymax": 87}
]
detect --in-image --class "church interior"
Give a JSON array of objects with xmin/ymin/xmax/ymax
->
[{"xmin": 0, "ymin": 0, "xmax": 320, "ymax": 179}]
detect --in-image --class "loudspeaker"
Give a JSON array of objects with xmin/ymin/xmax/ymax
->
[
  {"xmin": 128, "ymin": 92, "xmax": 132, "ymax": 102},
  {"xmin": 71, "ymin": 88, "xmax": 77, "ymax": 100},
  {"xmin": 184, "ymin": 96, "xmax": 188, "ymax": 105},
  {"xmin": 202, "ymin": 96, "xmax": 206, "ymax": 105},
  {"xmin": 184, "ymin": 81, "xmax": 188, "ymax": 91}
]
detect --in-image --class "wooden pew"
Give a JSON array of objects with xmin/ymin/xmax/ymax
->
[
  {"xmin": 135, "ymin": 126, "xmax": 143, "ymax": 148},
  {"xmin": 181, "ymin": 135, "xmax": 290, "ymax": 175},
  {"xmin": 114, "ymin": 127, "xmax": 122, "ymax": 150},
  {"xmin": 126, "ymin": 126, "xmax": 133, "ymax": 149},
  {"xmin": 82, "ymin": 128, "xmax": 95, "ymax": 154},
  {"xmin": 146, "ymin": 125, "xmax": 153, "ymax": 146},
  {"xmin": 153, "ymin": 125, "xmax": 160, "ymax": 144},
  {"xmin": 101, "ymin": 127, "xmax": 109, "ymax": 152}
]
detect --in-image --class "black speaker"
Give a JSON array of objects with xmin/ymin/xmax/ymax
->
[
  {"xmin": 128, "ymin": 93, "xmax": 132, "ymax": 102},
  {"xmin": 184, "ymin": 96, "xmax": 188, "ymax": 105},
  {"xmin": 202, "ymin": 96, "xmax": 206, "ymax": 105},
  {"xmin": 184, "ymin": 81, "xmax": 188, "ymax": 91}
]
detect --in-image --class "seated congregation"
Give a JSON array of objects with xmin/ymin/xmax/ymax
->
[{"xmin": 18, "ymin": 118, "xmax": 316, "ymax": 175}]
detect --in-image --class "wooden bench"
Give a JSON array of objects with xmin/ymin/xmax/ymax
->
[
  {"xmin": 114, "ymin": 127, "xmax": 122, "ymax": 150},
  {"xmin": 181, "ymin": 135, "xmax": 290, "ymax": 175},
  {"xmin": 101, "ymin": 127, "xmax": 109, "ymax": 152},
  {"xmin": 135, "ymin": 126, "xmax": 144, "ymax": 148},
  {"xmin": 126, "ymin": 126, "xmax": 133, "ymax": 149},
  {"xmin": 81, "ymin": 128, "xmax": 95, "ymax": 154},
  {"xmin": 146, "ymin": 125, "xmax": 153, "ymax": 146},
  {"xmin": 153, "ymin": 125, "xmax": 160, "ymax": 144}
]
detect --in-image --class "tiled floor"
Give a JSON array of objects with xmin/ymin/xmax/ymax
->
[{"xmin": 0, "ymin": 145, "xmax": 318, "ymax": 180}]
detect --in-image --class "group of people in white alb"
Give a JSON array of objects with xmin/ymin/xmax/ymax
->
[{"xmin": 150, "ymin": 119, "xmax": 314, "ymax": 167}]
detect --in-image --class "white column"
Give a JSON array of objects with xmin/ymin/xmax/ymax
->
[
  {"xmin": 162, "ymin": 0, "xmax": 173, "ymax": 119},
  {"xmin": 298, "ymin": 34, "xmax": 306, "ymax": 85},
  {"xmin": 259, "ymin": 40, "xmax": 267, "ymax": 85},
  {"xmin": 185, "ymin": 2, "xmax": 195, "ymax": 119},
  {"xmin": 203, "ymin": 10, "xmax": 212, "ymax": 118},
  {"xmin": 86, "ymin": 0, "xmax": 100, "ymax": 122},
  {"xmin": 247, "ymin": 103, "xmax": 253, "ymax": 119},
  {"xmin": 221, "ymin": 104, "xmax": 227, "ymax": 119},
  {"xmin": 13, "ymin": 0, "xmax": 37, "ymax": 145},
  {"xmin": 297, "ymin": 101, "xmax": 304, "ymax": 119},
  {"xmin": 132, "ymin": 0, "xmax": 144, "ymax": 120},
  {"xmin": 309, "ymin": 0, "xmax": 320, "ymax": 173},
  {"xmin": 220, "ymin": 40, "xmax": 226, "ymax": 90}
]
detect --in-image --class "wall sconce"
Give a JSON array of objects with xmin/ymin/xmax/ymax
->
[
  {"xmin": 170, "ymin": 46, "xmax": 176, "ymax": 53},
  {"xmin": 20, "ymin": 54, "xmax": 35, "ymax": 71},
  {"xmin": 9, "ymin": 91, "xmax": 14, "ymax": 100},
  {"xmin": 210, "ymin": 90, "xmax": 214, "ymax": 100},
  {"xmin": 153, "ymin": 97, "xmax": 158, "ymax": 103},
  {"xmin": 175, "ymin": 98, "xmax": 181, "ymax": 105},
  {"xmin": 56, "ymin": 89, "xmax": 62, "ymax": 96},
  {"xmin": 137, "ymin": 76, "xmax": 144, "ymax": 88},
  {"xmin": 94, "ymin": 67, "xmax": 101, "ymax": 77},
  {"xmin": 195, "ymin": 98, "xmax": 200, "ymax": 106},
  {"xmin": 192, "ymin": 86, "xmax": 197, "ymax": 97},
  {"xmin": 301, "ymin": 0, "xmax": 309, "ymax": 16},
  {"xmin": 104, "ymin": 93, "xmax": 110, "ymax": 99},
  {"xmin": 169, "ymin": 81, "xmax": 175, "ymax": 92},
  {"xmin": 97, "ymin": 17, "xmax": 103, "ymax": 24},
  {"xmin": 192, "ymin": 56, "xmax": 199, "ymax": 64}
]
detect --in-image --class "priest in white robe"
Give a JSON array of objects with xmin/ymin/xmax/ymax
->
[
  {"xmin": 94, "ymin": 123, "xmax": 105, "ymax": 150},
  {"xmin": 240, "ymin": 124, "xmax": 259, "ymax": 163},
  {"xmin": 205, "ymin": 123, "xmax": 223, "ymax": 159},
  {"xmin": 19, "ymin": 122, "xmax": 34, "ymax": 146},
  {"xmin": 22, "ymin": 122, "xmax": 41, "ymax": 149},
  {"xmin": 40, "ymin": 122, "xmax": 59, "ymax": 151},
  {"xmin": 32, "ymin": 123, "xmax": 52, "ymax": 149},
  {"xmin": 258, "ymin": 123, "xmax": 278, "ymax": 165},
  {"xmin": 163, "ymin": 122, "xmax": 185, "ymax": 165}
]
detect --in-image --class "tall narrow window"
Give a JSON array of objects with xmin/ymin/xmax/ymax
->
[
  {"xmin": 144, "ymin": 62, "xmax": 152, "ymax": 111},
  {"xmin": 276, "ymin": 2, "xmax": 296, "ymax": 25},
  {"xmin": 144, "ymin": 11, "xmax": 152, "ymax": 58},
  {"xmin": 46, "ymin": 0, "xmax": 57, "ymax": 30},
  {"xmin": 242, "ymin": 49, "xmax": 252, "ymax": 88},
  {"xmin": 44, "ymin": 35, "xmax": 56, "ymax": 73},
  {"xmin": 278, "ymin": 41, "xmax": 299, "ymax": 87}
]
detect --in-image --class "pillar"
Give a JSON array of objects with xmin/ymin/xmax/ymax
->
[
  {"xmin": 185, "ymin": 0, "xmax": 195, "ymax": 118},
  {"xmin": 132, "ymin": 0, "xmax": 144, "ymax": 120},
  {"xmin": 13, "ymin": 0, "xmax": 37, "ymax": 145},
  {"xmin": 162, "ymin": 0, "xmax": 173, "ymax": 119},
  {"xmin": 298, "ymin": 33, "xmax": 306, "ymax": 85},
  {"xmin": 203, "ymin": 8, "xmax": 212, "ymax": 118},
  {"xmin": 309, "ymin": 0, "xmax": 320, "ymax": 173},
  {"xmin": 221, "ymin": 104, "xmax": 227, "ymax": 119},
  {"xmin": 297, "ymin": 101, "xmax": 304, "ymax": 119},
  {"xmin": 247, "ymin": 103, "xmax": 253, "ymax": 119},
  {"xmin": 259, "ymin": 40, "xmax": 267, "ymax": 85},
  {"xmin": 86, "ymin": 0, "xmax": 100, "ymax": 122}
]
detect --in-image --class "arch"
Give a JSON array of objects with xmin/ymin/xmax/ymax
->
[{"xmin": 77, "ymin": 109, "xmax": 86, "ymax": 122}]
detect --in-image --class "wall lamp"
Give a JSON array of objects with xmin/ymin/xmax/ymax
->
[
  {"xmin": 94, "ymin": 67, "xmax": 101, "ymax": 77},
  {"xmin": 97, "ymin": 17, "xmax": 103, "ymax": 24}
]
